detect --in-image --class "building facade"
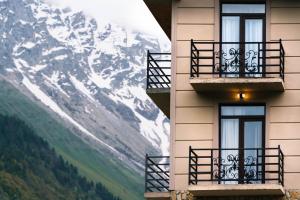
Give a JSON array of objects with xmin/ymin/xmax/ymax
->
[{"xmin": 143, "ymin": 0, "xmax": 300, "ymax": 199}]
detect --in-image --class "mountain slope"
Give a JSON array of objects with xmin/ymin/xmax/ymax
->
[
  {"xmin": 0, "ymin": 0, "xmax": 171, "ymax": 198},
  {"xmin": 0, "ymin": 0, "xmax": 169, "ymax": 175},
  {"xmin": 0, "ymin": 79, "xmax": 144, "ymax": 200},
  {"xmin": 0, "ymin": 114, "xmax": 120, "ymax": 200}
]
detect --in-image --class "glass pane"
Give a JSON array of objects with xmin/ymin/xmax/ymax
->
[
  {"xmin": 221, "ymin": 119, "xmax": 239, "ymax": 184},
  {"xmin": 244, "ymin": 121, "xmax": 262, "ymax": 149},
  {"xmin": 245, "ymin": 19, "xmax": 263, "ymax": 77},
  {"xmin": 222, "ymin": 4, "xmax": 265, "ymax": 14},
  {"xmin": 244, "ymin": 121, "xmax": 263, "ymax": 183},
  {"xmin": 221, "ymin": 106, "xmax": 265, "ymax": 116},
  {"xmin": 221, "ymin": 16, "xmax": 240, "ymax": 77}
]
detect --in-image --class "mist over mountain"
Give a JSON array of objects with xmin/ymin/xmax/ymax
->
[{"xmin": 0, "ymin": 0, "xmax": 170, "ymax": 176}]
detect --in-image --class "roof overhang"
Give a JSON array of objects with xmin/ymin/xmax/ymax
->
[{"xmin": 143, "ymin": 0, "xmax": 172, "ymax": 39}]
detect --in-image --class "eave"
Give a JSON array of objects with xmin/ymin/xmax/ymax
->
[{"xmin": 143, "ymin": 0, "xmax": 172, "ymax": 39}]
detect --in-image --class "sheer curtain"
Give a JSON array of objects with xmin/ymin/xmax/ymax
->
[
  {"xmin": 221, "ymin": 119, "xmax": 239, "ymax": 183},
  {"xmin": 244, "ymin": 121, "xmax": 262, "ymax": 183},
  {"xmin": 245, "ymin": 19, "xmax": 263, "ymax": 77},
  {"xmin": 222, "ymin": 17, "xmax": 240, "ymax": 77},
  {"xmin": 220, "ymin": 106, "xmax": 264, "ymax": 184}
]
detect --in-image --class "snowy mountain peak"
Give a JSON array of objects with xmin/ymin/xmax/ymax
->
[{"xmin": 0, "ymin": 0, "xmax": 170, "ymax": 172}]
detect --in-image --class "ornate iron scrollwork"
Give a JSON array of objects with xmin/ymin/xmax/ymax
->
[
  {"xmin": 214, "ymin": 47, "xmax": 259, "ymax": 76},
  {"xmin": 212, "ymin": 154, "xmax": 258, "ymax": 183}
]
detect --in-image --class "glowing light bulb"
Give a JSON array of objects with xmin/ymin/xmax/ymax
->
[{"xmin": 238, "ymin": 92, "xmax": 246, "ymax": 100}]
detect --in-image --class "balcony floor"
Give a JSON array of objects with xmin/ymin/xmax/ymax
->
[
  {"xmin": 190, "ymin": 77, "xmax": 284, "ymax": 92},
  {"xmin": 144, "ymin": 192, "xmax": 171, "ymax": 200},
  {"xmin": 146, "ymin": 88, "xmax": 170, "ymax": 118},
  {"xmin": 188, "ymin": 184, "xmax": 285, "ymax": 197}
]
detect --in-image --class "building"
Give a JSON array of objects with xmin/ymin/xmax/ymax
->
[{"xmin": 143, "ymin": 0, "xmax": 300, "ymax": 199}]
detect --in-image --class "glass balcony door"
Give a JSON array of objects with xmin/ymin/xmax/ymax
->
[
  {"xmin": 243, "ymin": 119, "xmax": 263, "ymax": 183},
  {"xmin": 221, "ymin": 3, "xmax": 266, "ymax": 78},
  {"xmin": 220, "ymin": 105, "xmax": 265, "ymax": 184}
]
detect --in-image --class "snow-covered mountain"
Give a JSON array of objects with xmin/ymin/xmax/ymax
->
[{"xmin": 0, "ymin": 0, "xmax": 170, "ymax": 173}]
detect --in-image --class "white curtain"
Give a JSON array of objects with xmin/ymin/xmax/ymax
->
[
  {"xmin": 222, "ymin": 18, "xmax": 263, "ymax": 77},
  {"xmin": 221, "ymin": 119, "xmax": 239, "ymax": 183},
  {"xmin": 244, "ymin": 121, "xmax": 262, "ymax": 183},
  {"xmin": 222, "ymin": 17, "xmax": 240, "ymax": 77},
  {"xmin": 245, "ymin": 19, "xmax": 263, "ymax": 77}
]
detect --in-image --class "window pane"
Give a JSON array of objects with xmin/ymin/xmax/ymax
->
[
  {"xmin": 222, "ymin": 16, "xmax": 240, "ymax": 77},
  {"xmin": 221, "ymin": 118, "xmax": 239, "ymax": 184},
  {"xmin": 245, "ymin": 19, "xmax": 263, "ymax": 77},
  {"xmin": 221, "ymin": 106, "xmax": 265, "ymax": 116},
  {"xmin": 222, "ymin": 4, "xmax": 265, "ymax": 14}
]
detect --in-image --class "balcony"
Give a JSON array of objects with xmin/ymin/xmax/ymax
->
[
  {"xmin": 190, "ymin": 40, "xmax": 285, "ymax": 92},
  {"xmin": 144, "ymin": 155, "xmax": 170, "ymax": 199},
  {"xmin": 144, "ymin": 147, "xmax": 285, "ymax": 198},
  {"xmin": 188, "ymin": 146, "xmax": 285, "ymax": 197},
  {"xmin": 146, "ymin": 51, "xmax": 171, "ymax": 118}
]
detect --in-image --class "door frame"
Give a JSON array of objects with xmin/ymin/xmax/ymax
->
[
  {"xmin": 219, "ymin": 1, "xmax": 267, "ymax": 77},
  {"xmin": 218, "ymin": 103, "xmax": 266, "ymax": 183}
]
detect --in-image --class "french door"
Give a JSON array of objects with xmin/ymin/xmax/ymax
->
[
  {"xmin": 221, "ymin": 3, "xmax": 266, "ymax": 77},
  {"xmin": 220, "ymin": 105, "xmax": 265, "ymax": 184}
]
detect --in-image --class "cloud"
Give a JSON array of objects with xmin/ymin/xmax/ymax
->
[{"xmin": 45, "ymin": 0, "xmax": 168, "ymax": 41}]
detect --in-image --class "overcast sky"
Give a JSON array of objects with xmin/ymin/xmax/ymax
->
[{"xmin": 46, "ymin": 0, "xmax": 169, "ymax": 42}]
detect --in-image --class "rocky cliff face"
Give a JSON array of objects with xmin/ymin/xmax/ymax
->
[{"xmin": 0, "ymin": 0, "xmax": 169, "ymax": 173}]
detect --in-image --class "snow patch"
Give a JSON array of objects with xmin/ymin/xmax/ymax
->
[
  {"xmin": 21, "ymin": 75, "xmax": 120, "ymax": 155},
  {"xmin": 69, "ymin": 74, "xmax": 95, "ymax": 102},
  {"xmin": 33, "ymin": 64, "xmax": 47, "ymax": 71},
  {"xmin": 53, "ymin": 54, "xmax": 67, "ymax": 60},
  {"xmin": 22, "ymin": 41, "xmax": 36, "ymax": 49}
]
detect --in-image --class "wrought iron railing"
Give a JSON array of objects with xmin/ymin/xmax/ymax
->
[
  {"xmin": 191, "ymin": 40, "xmax": 285, "ymax": 80},
  {"xmin": 145, "ymin": 155, "xmax": 170, "ymax": 192},
  {"xmin": 189, "ymin": 146, "xmax": 284, "ymax": 186},
  {"xmin": 147, "ymin": 51, "xmax": 171, "ymax": 89}
]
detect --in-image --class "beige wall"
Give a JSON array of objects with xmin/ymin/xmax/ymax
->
[
  {"xmin": 172, "ymin": 0, "xmax": 217, "ymax": 191},
  {"xmin": 170, "ymin": 0, "xmax": 300, "ymax": 191},
  {"xmin": 268, "ymin": 0, "xmax": 300, "ymax": 190}
]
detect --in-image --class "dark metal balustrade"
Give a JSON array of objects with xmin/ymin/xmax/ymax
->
[
  {"xmin": 191, "ymin": 40, "xmax": 285, "ymax": 80},
  {"xmin": 189, "ymin": 146, "xmax": 284, "ymax": 186},
  {"xmin": 147, "ymin": 51, "xmax": 171, "ymax": 89},
  {"xmin": 145, "ymin": 155, "xmax": 170, "ymax": 192}
]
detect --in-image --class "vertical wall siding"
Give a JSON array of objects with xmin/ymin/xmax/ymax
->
[
  {"xmin": 173, "ymin": 0, "xmax": 216, "ymax": 190},
  {"xmin": 172, "ymin": 0, "xmax": 300, "ymax": 191},
  {"xmin": 269, "ymin": 0, "xmax": 300, "ymax": 190}
]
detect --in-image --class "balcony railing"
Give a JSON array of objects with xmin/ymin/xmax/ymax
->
[
  {"xmin": 146, "ymin": 51, "xmax": 171, "ymax": 90},
  {"xmin": 191, "ymin": 40, "xmax": 285, "ymax": 80},
  {"xmin": 189, "ymin": 146, "xmax": 284, "ymax": 186},
  {"xmin": 145, "ymin": 155, "xmax": 170, "ymax": 192}
]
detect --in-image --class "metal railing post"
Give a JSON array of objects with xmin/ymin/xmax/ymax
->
[
  {"xmin": 280, "ymin": 39, "xmax": 285, "ymax": 81},
  {"xmin": 190, "ymin": 39, "xmax": 194, "ymax": 78},
  {"xmin": 210, "ymin": 149, "xmax": 213, "ymax": 181},
  {"xmin": 278, "ymin": 145, "xmax": 281, "ymax": 185},
  {"xmin": 145, "ymin": 154, "xmax": 148, "ymax": 192},
  {"xmin": 282, "ymin": 148, "xmax": 285, "ymax": 186},
  {"xmin": 146, "ymin": 50, "xmax": 150, "ymax": 89},
  {"xmin": 188, "ymin": 146, "xmax": 192, "ymax": 185}
]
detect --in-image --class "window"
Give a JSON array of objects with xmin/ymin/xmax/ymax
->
[
  {"xmin": 222, "ymin": 4, "xmax": 265, "ymax": 14},
  {"xmin": 220, "ymin": 2, "xmax": 266, "ymax": 77},
  {"xmin": 220, "ymin": 104, "xmax": 265, "ymax": 183}
]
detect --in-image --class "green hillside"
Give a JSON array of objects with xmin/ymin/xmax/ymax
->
[
  {"xmin": 0, "ymin": 80, "xmax": 144, "ymax": 200},
  {"xmin": 0, "ymin": 115, "xmax": 120, "ymax": 200}
]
